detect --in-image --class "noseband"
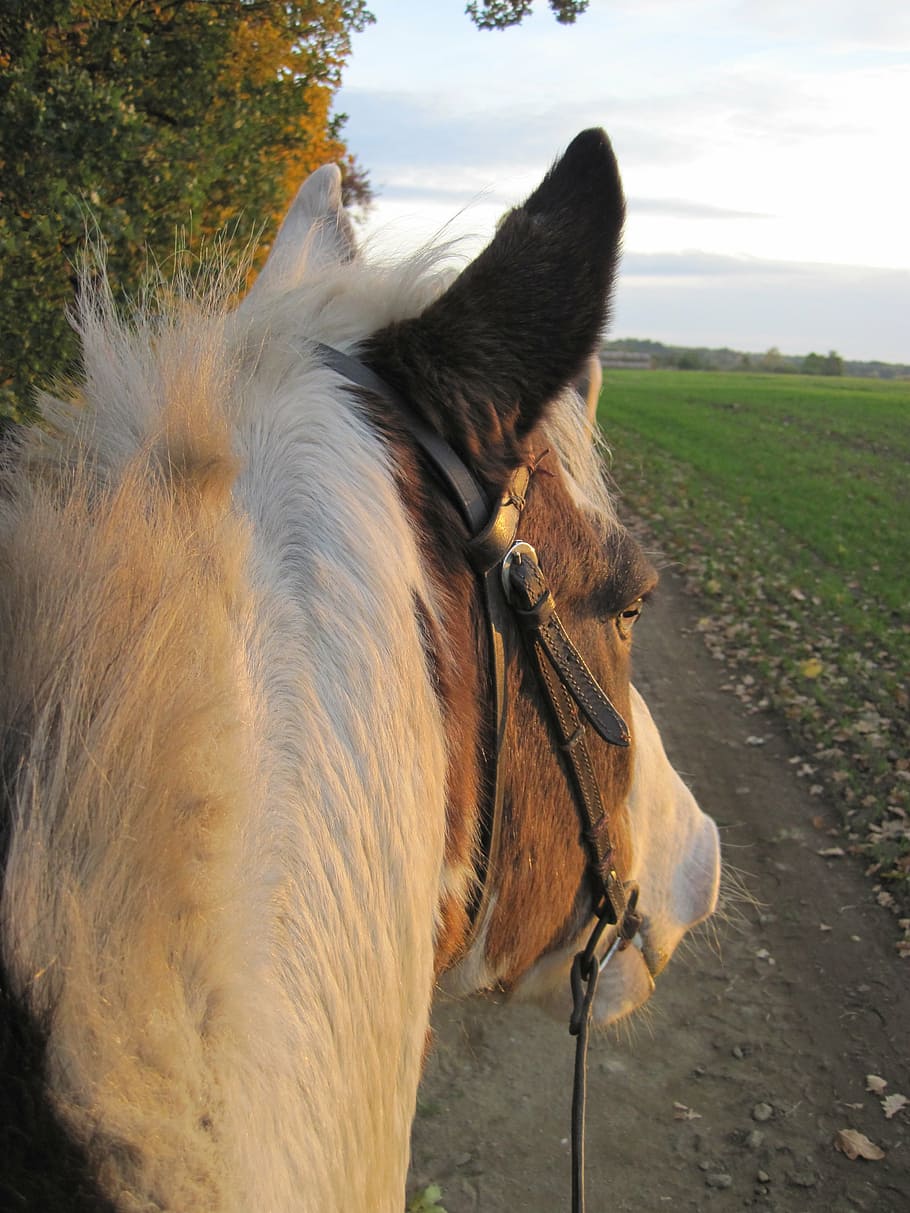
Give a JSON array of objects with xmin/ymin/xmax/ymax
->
[{"xmin": 317, "ymin": 344, "xmax": 643, "ymax": 1213}]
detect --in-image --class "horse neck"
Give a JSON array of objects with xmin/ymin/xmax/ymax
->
[
  {"xmin": 226, "ymin": 379, "xmax": 451, "ymax": 1204},
  {"xmin": 0, "ymin": 360, "xmax": 450, "ymax": 1210}
]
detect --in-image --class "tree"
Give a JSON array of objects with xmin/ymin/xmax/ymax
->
[
  {"xmin": 0, "ymin": 1, "xmax": 372, "ymax": 416},
  {"xmin": 802, "ymin": 350, "xmax": 844, "ymax": 376},
  {"xmin": 822, "ymin": 349, "xmax": 844, "ymax": 376},
  {"xmin": 466, "ymin": 1, "xmax": 589, "ymax": 30}
]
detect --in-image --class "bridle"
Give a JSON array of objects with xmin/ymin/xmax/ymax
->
[{"xmin": 317, "ymin": 344, "xmax": 646, "ymax": 1213}]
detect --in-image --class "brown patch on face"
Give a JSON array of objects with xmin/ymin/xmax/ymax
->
[{"xmin": 480, "ymin": 435, "xmax": 655, "ymax": 985}]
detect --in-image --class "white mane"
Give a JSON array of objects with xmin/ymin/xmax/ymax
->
[{"xmin": 1, "ymin": 186, "xmax": 457, "ymax": 1211}]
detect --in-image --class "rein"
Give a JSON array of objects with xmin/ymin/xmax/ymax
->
[{"xmin": 316, "ymin": 344, "xmax": 642, "ymax": 1213}]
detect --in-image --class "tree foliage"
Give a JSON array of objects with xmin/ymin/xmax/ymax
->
[
  {"xmin": 466, "ymin": 0, "xmax": 589, "ymax": 29},
  {"xmin": 802, "ymin": 350, "xmax": 845, "ymax": 376},
  {"xmin": 0, "ymin": 0, "xmax": 372, "ymax": 415}
]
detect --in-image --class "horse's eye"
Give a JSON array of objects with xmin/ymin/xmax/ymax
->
[{"xmin": 617, "ymin": 598, "xmax": 644, "ymax": 640}]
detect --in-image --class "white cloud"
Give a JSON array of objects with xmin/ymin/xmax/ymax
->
[
  {"xmin": 613, "ymin": 255, "xmax": 910, "ymax": 363},
  {"xmin": 337, "ymin": 1, "xmax": 910, "ymax": 361}
]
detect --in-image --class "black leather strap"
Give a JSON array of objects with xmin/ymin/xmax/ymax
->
[
  {"xmin": 313, "ymin": 342, "xmax": 489, "ymax": 533},
  {"xmin": 458, "ymin": 467, "xmax": 531, "ymax": 940}
]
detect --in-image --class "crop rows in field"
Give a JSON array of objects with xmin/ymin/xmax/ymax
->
[{"xmin": 599, "ymin": 370, "xmax": 910, "ymax": 936}]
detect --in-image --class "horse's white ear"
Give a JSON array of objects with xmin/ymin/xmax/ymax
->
[{"xmin": 243, "ymin": 164, "xmax": 357, "ymax": 305}]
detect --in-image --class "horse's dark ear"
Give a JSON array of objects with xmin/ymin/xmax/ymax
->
[{"xmin": 366, "ymin": 129, "xmax": 624, "ymax": 486}]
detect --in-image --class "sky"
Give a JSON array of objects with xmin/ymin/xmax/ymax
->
[{"xmin": 335, "ymin": 0, "xmax": 910, "ymax": 363}]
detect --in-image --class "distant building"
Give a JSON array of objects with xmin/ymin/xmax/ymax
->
[{"xmin": 599, "ymin": 351, "xmax": 653, "ymax": 370}]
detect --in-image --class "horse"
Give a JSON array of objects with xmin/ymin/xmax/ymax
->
[{"xmin": 0, "ymin": 129, "xmax": 720, "ymax": 1212}]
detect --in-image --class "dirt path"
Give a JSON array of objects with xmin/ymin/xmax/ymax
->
[{"xmin": 409, "ymin": 563, "xmax": 910, "ymax": 1212}]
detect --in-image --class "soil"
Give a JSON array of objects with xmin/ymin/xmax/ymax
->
[{"xmin": 408, "ymin": 561, "xmax": 910, "ymax": 1212}]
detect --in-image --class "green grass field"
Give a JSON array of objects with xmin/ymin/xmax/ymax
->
[{"xmin": 598, "ymin": 370, "xmax": 910, "ymax": 907}]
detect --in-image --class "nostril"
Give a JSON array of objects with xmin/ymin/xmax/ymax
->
[{"xmin": 640, "ymin": 922, "xmax": 671, "ymax": 978}]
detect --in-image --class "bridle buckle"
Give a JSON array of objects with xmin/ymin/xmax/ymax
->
[{"xmin": 500, "ymin": 540, "xmax": 538, "ymax": 603}]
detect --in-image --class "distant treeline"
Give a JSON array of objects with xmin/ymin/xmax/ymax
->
[{"xmin": 602, "ymin": 339, "xmax": 910, "ymax": 380}]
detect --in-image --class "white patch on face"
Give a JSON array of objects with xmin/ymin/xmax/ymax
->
[
  {"xmin": 622, "ymin": 685, "xmax": 721, "ymax": 978},
  {"xmin": 511, "ymin": 684, "xmax": 720, "ymax": 1026}
]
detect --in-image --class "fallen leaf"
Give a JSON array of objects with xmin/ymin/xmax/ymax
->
[
  {"xmin": 882, "ymin": 1093, "xmax": 907, "ymax": 1119},
  {"xmin": 866, "ymin": 1075, "xmax": 887, "ymax": 1095},
  {"xmin": 834, "ymin": 1129, "xmax": 885, "ymax": 1160},
  {"xmin": 800, "ymin": 657, "xmax": 824, "ymax": 678},
  {"xmin": 672, "ymin": 1101, "xmax": 702, "ymax": 1120}
]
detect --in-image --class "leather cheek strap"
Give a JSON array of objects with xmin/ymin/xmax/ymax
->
[
  {"xmin": 458, "ymin": 465, "xmax": 532, "ymax": 943},
  {"xmin": 504, "ymin": 547, "xmax": 631, "ymax": 926}
]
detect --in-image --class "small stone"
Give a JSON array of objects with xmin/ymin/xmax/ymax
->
[
  {"xmin": 699, "ymin": 1160, "xmax": 713, "ymax": 1171},
  {"xmin": 705, "ymin": 1173, "xmax": 733, "ymax": 1190},
  {"xmin": 757, "ymin": 1170, "xmax": 770, "ymax": 1183},
  {"xmin": 787, "ymin": 1169, "xmax": 818, "ymax": 1189},
  {"xmin": 752, "ymin": 1102, "xmax": 774, "ymax": 1122},
  {"xmin": 746, "ymin": 1130, "xmax": 765, "ymax": 1149},
  {"xmin": 732, "ymin": 1045, "xmax": 745, "ymax": 1059}
]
